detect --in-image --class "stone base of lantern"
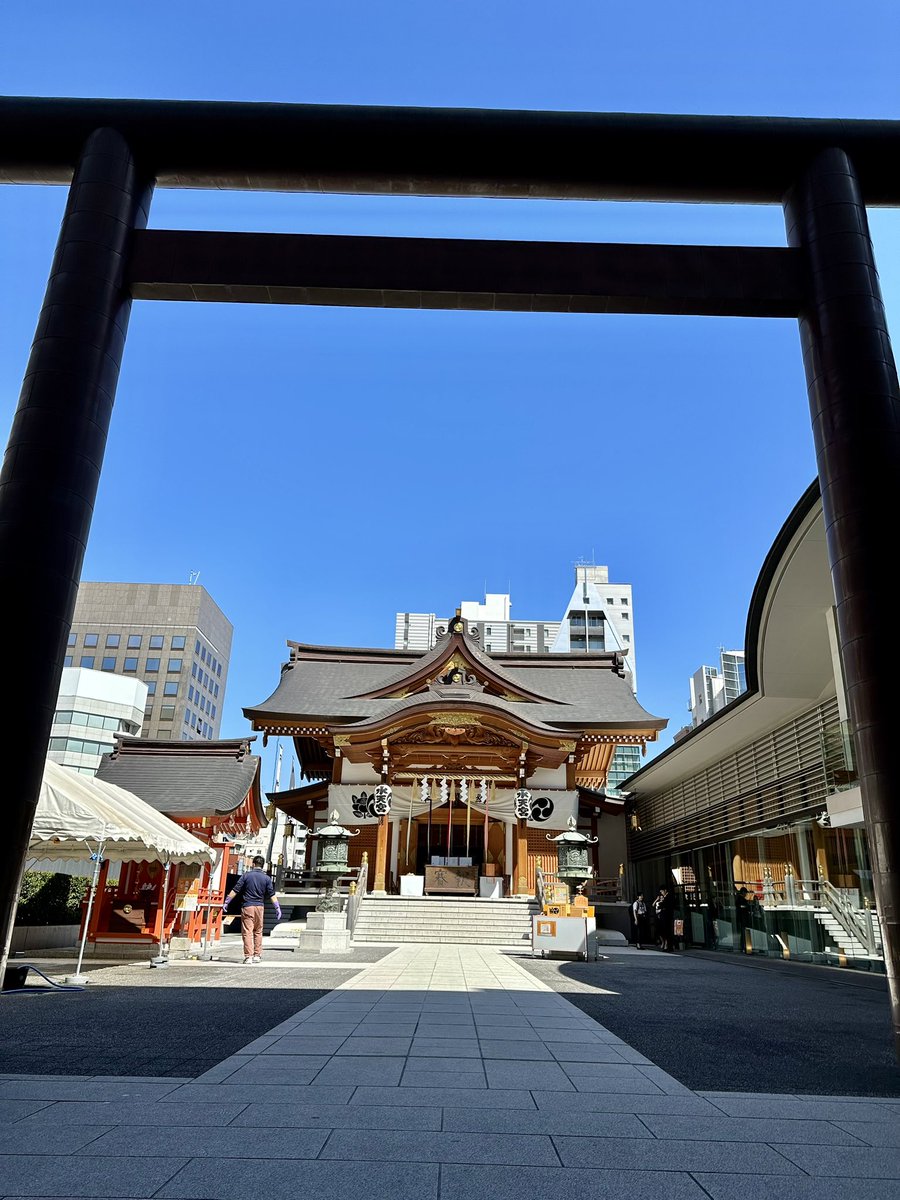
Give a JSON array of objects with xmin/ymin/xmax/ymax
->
[{"xmin": 296, "ymin": 911, "xmax": 350, "ymax": 954}]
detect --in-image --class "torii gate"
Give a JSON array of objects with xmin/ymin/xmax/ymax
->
[{"xmin": 1, "ymin": 98, "xmax": 899, "ymax": 1054}]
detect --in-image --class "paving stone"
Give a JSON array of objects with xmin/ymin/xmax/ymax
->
[
  {"xmin": 289, "ymin": 1022, "xmax": 360, "ymax": 1037},
  {"xmin": 230, "ymin": 1102, "xmax": 442, "ymax": 1131},
  {"xmin": 321, "ymin": 1128, "xmax": 559, "ymax": 1165},
  {"xmin": 354, "ymin": 1022, "xmax": 419, "ymax": 1036},
  {"xmin": 442, "ymin": 1107, "xmax": 652, "ymax": 1138},
  {"xmin": 544, "ymin": 1042, "xmax": 629, "ymax": 1063},
  {"xmin": 835, "ymin": 1121, "xmax": 900, "ymax": 1147},
  {"xmin": 0, "ymin": 1125, "xmax": 115, "ymax": 1155},
  {"xmin": 0, "ymin": 1154, "xmax": 188, "ymax": 1197},
  {"xmin": 409, "ymin": 1039, "xmax": 483, "ymax": 1058},
  {"xmin": 776, "ymin": 1144, "xmax": 900, "ymax": 1178},
  {"xmin": 553, "ymin": 1135, "xmax": 802, "ymax": 1173},
  {"xmin": 80, "ymin": 1126, "xmax": 330, "ymax": 1158},
  {"xmin": 531, "ymin": 1091, "xmax": 720, "ymax": 1115},
  {"xmin": 484, "ymin": 1060, "xmax": 575, "ymax": 1090},
  {"xmin": 351, "ymin": 1085, "xmax": 535, "ymax": 1109},
  {"xmin": 0, "ymin": 1081, "xmax": 182, "ymax": 1102},
  {"xmin": 160, "ymin": 1083, "xmax": 355, "ymax": 1105},
  {"xmin": 479, "ymin": 1039, "xmax": 554, "ymax": 1061},
  {"xmin": 156, "ymin": 1158, "xmax": 438, "ymax": 1200},
  {"xmin": 560, "ymin": 1063, "xmax": 664, "ymax": 1094},
  {"xmin": 472, "ymin": 1024, "xmax": 541, "ymax": 1039},
  {"xmin": 213, "ymin": 1063, "xmax": 326, "ymax": 1087},
  {"xmin": 0, "ymin": 1099, "xmax": 53, "ymax": 1124},
  {"xmin": 693, "ymin": 1175, "xmax": 900, "ymax": 1200},
  {"xmin": 262, "ymin": 1035, "xmax": 348, "ymax": 1054},
  {"xmin": 16, "ymin": 1100, "xmax": 250, "ymax": 1127},
  {"xmin": 414, "ymin": 1024, "xmax": 479, "ymax": 1039},
  {"xmin": 335, "ymin": 1036, "xmax": 412, "ymax": 1056},
  {"xmin": 642, "ymin": 1114, "xmax": 870, "ymax": 1145},
  {"xmin": 705, "ymin": 1097, "xmax": 900, "ymax": 1122},
  {"xmin": 440, "ymin": 1164, "xmax": 709, "ymax": 1200},
  {"xmin": 236, "ymin": 1035, "xmax": 279, "ymax": 1054},
  {"xmin": 401, "ymin": 1063, "xmax": 486, "ymax": 1088},
  {"xmin": 313, "ymin": 1057, "xmax": 405, "ymax": 1085}
]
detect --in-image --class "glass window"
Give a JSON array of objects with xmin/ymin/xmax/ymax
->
[
  {"xmin": 49, "ymin": 737, "xmax": 66, "ymax": 751},
  {"xmin": 195, "ymin": 640, "xmax": 201, "ymax": 654},
  {"xmin": 67, "ymin": 633, "xmax": 77, "ymax": 647},
  {"xmin": 214, "ymin": 683, "xmax": 219, "ymax": 698},
  {"xmin": 146, "ymin": 680, "xmax": 157, "ymax": 695},
  {"xmin": 72, "ymin": 711, "xmax": 88, "ymax": 726},
  {"xmin": 204, "ymin": 672, "xmax": 209, "ymax": 688},
  {"xmin": 106, "ymin": 633, "xmax": 120, "ymax": 647},
  {"xmin": 54, "ymin": 710, "xmax": 72, "ymax": 724},
  {"xmin": 211, "ymin": 657, "xmax": 217, "ymax": 673},
  {"xmin": 146, "ymin": 658, "xmax": 160, "ymax": 672},
  {"xmin": 127, "ymin": 634, "xmax": 142, "ymax": 649},
  {"xmin": 606, "ymin": 597, "xmax": 615, "ymax": 604},
  {"xmin": 160, "ymin": 705, "xmax": 175, "ymax": 721},
  {"xmin": 191, "ymin": 663, "xmax": 198, "ymax": 678},
  {"xmin": 80, "ymin": 655, "xmax": 95, "ymax": 669},
  {"xmin": 149, "ymin": 635, "xmax": 164, "ymax": 649},
  {"xmin": 190, "ymin": 712, "xmax": 197, "ymax": 728},
  {"xmin": 621, "ymin": 612, "xmax": 630, "ymax": 620},
  {"xmin": 101, "ymin": 657, "xmax": 116, "ymax": 671},
  {"xmin": 84, "ymin": 633, "xmax": 98, "ymax": 647},
  {"xmin": 164, "ymin": 681, "xmax": 178, "ymax": 696},
  {"xmin": 211, "ymin": 704, "xmax": 216, "ymax": 718},
  {"xmin": 171, "ymin": 635, "xmax": 185, "ymax": 650},
  {"xmin": 123, "ymin": 657, "xmax": 138, "ymax": 672},
  {"xmin": 621, "ymin": 597, "xmax": 629, "ymax": 606},
  {"xmin": 86, "ymin": 713, "xmax": 104, "ymax": 728},
  {"xmin": 623, "ymin": 634, "xmax": 631, "ymax": 643},
  {"xmin": 217, "ymin": 663, "xmax": 222, "ymax": 677},
  {"xmin": 64, "ymin": 655, "xmax": 73, "ymax": 667},
  {"xmin": 167, "ymin": 658, "xmax": 182, "ymax": 672}
]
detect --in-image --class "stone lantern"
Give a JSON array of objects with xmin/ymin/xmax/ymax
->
[
  {"xmin": 547, "ymin": 815, "xmax": 598, "ymax": 898},
  {"xmin": 298, "ymin": 810, "xmax": 359, "ymax": 955},
  {"xmin": 312, "ymin": 809, "xmax": 359, "ymax": 911}
]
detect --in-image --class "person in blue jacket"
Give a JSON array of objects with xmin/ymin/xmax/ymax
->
[{"xmin": 223, "ymin": 856, "xmax": 282, "ymax": 964}]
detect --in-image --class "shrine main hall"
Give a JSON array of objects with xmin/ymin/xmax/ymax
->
[{"xmin": 244, "ymin": 614, "xmax": 665, "ymax": 906}]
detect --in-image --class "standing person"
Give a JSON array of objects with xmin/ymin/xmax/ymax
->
[
  {"xmin": 631, "ymin": 892, "xmax": 649, "ymax": 949},
  {"xmin": 223, "ymin": 856, "xmax": 282, "ymax": 964},
  {"xmin": 654, "ymin": 886, "xmax": 674, "ymax": 951}
]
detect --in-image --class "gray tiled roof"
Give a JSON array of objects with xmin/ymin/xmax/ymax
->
[
  {"xmin": 245, "ymin": 646, "xmax": 664, "ymax": 732},
  {"xmin": 96, "ymin": 739, "xmax": 260, "ymax": 817}
]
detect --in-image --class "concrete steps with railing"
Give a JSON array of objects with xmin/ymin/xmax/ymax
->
[
  {"xmin": 351, "ymin": 895, "xmax": 539, "ymax": 945},
  {"xmin": 814, "ymin": 909, "xmax": 883, "ymax": 959}
]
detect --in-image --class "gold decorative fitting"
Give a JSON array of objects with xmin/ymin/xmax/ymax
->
[{"xmin": 333, "ymin": 734, "xmax": 351, "ymax": 748}]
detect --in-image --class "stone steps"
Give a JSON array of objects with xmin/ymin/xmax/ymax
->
[{"xmin": 352, "ymin": 896, "xmax": 539, "ymax": 945}]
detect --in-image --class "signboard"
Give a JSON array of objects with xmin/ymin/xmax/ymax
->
[{"xmin": 424, "ymin": 864, "xmax": 477, "ymax": 894}]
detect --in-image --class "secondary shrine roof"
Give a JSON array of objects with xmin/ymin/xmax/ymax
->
[{"xmin": 96, "ymin": 737, "xmax": 263, "ymax": 821}]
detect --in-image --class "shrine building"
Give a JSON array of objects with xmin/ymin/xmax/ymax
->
[{"xmin": 244, "ymin": 614, "xmax": 665, "ymax": 927}]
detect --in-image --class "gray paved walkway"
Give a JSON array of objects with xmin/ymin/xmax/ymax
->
[{"xmin": 1, "ymin": 945, "xmax": 899, "ymax": 1198}]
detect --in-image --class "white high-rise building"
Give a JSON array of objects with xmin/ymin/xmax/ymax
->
[
  {"xmin": 689, "ymin": 649, "xmax": 747, "ymax": 727},
  {"xmin": 394, "ymin": 561, "xmax": 639, "ymax": 789},
  {"xmin": 549, "ymin": 563, "xmax": 636, "ymax": 691},
  {"xmin": 49, "ymin": 667, "xmax": 147, "ymax": 775},
  {"xmin": 395, "ymin": 593, "xmax": 560, "ymax": 654}
]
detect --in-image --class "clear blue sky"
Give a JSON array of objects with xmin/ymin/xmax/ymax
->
[{"xmin": 2, "ymin": 2, "xmax": 899, "ymax": 789}]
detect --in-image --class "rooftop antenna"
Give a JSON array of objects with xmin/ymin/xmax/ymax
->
[{"xmin": 189, "ymin": 570, "xmax": 201, "ymax": 586}]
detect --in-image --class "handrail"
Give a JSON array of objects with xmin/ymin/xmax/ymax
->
[
  {"xmin": 731, "ymin": 872, "xmax": 880, "ymax": 955},
  {"xmin": 346, "ymin": 858, "xmax": 368, "ymax": 939}
]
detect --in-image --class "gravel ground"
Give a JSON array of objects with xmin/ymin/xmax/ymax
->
[{"xmin": 517, "ymin": 947, "xmax": 900, "ymax": 1096}]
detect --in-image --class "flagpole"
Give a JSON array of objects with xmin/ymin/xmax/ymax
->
[{"xmin": 265, "ymin": 740, "xmax": 283, "ymax": 871}]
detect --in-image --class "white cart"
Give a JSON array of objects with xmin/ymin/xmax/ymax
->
[{"xmin": 531, "ymin": 915, "xmax": 596, "ymax": 960}]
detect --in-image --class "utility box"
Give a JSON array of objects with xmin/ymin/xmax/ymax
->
[{"xmin": 531, "ymin": 915, "xmax": 596, "ymax": 959}]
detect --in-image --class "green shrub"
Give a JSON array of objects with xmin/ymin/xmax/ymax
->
[{"xmin": 16, "ymin": 871, "xmax": 90, "ymax": 926}]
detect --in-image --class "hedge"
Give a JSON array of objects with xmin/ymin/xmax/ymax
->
[{"xmin": 16, "ymin": 871, "xmax": 91, "ymax": 926}]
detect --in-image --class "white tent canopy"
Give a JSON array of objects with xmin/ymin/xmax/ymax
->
[{"xmin": 29, "ymin": 758, "xmax": 214, "ymax": 866}]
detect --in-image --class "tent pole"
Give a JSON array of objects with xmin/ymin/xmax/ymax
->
[
  {"xmin": 151, "ymin": 859, "xmax": 171, "ymax": 967},
  {"xmin": 67, "ymin": 839, "xmax": 104, "ymax": 985}
]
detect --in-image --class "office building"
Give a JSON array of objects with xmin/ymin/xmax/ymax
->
[
  {"xmin": 689, "ymin": 649, "xmax": 747, "ymax": 727},
  {"xmin": 49, "ymin": 667, "xmax": 147, "ymax": 775},
  {"xmin": 67, "ymin": 583, "xmax": 232, "ymax": 742},
  {"xmin": 549, "ymin": 563, "xmax": 636, "ymax": 690}
]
